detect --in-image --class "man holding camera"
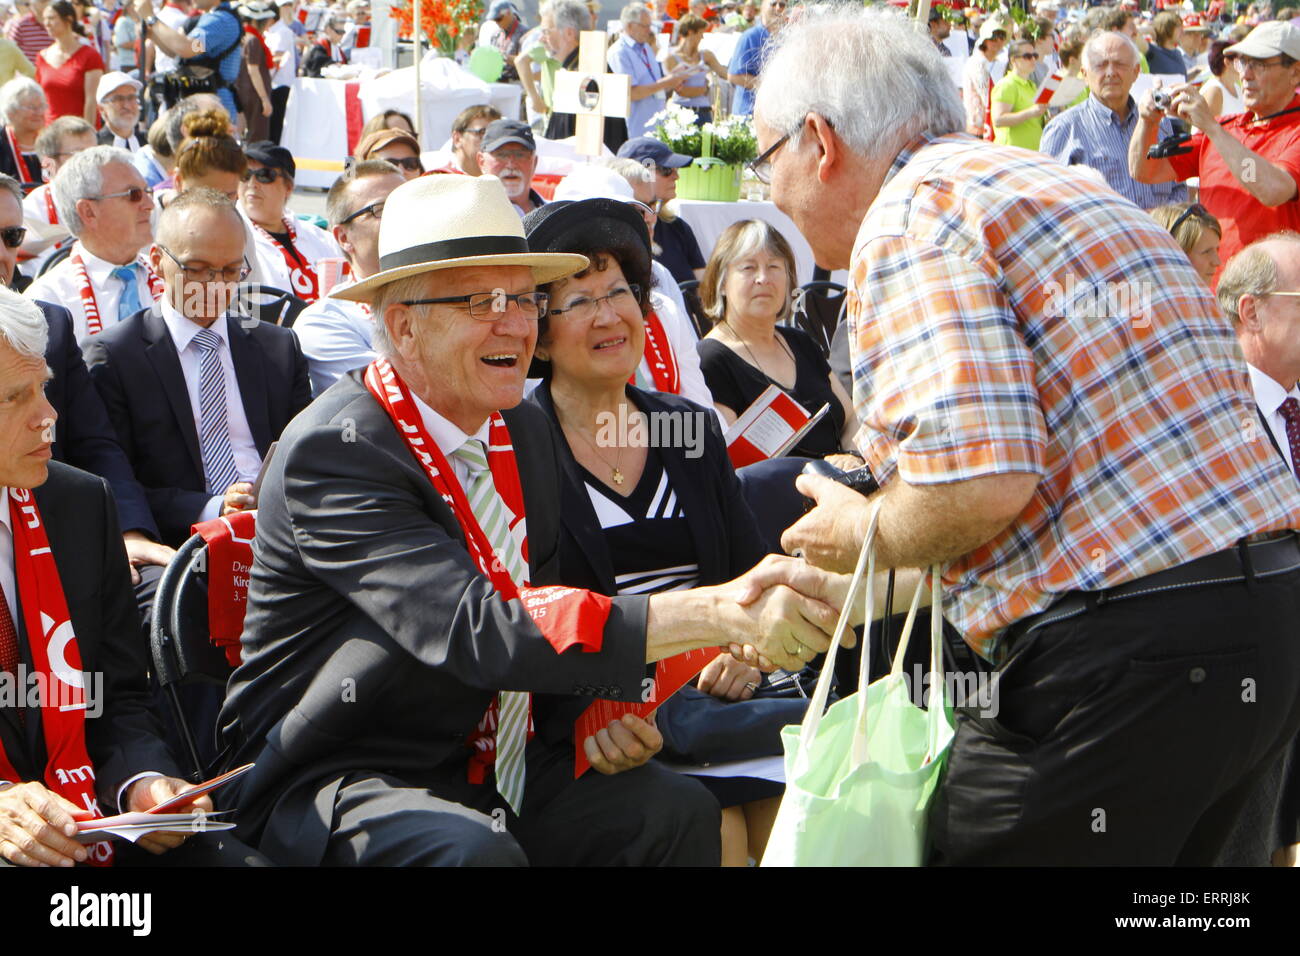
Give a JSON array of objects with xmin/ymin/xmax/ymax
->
[{"xmin": 1129, "ymin": 21, "xmax": 1300, "ymax": 279}]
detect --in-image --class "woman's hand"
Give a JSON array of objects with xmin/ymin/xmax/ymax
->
[{"xmin": 697, "ymin": 653, "xmax": 762, "ymax": 701}]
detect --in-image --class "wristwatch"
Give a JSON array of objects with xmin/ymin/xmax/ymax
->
[{"xmin": 143, "ymin": 15, "xmax": 158, "ymax": 29}]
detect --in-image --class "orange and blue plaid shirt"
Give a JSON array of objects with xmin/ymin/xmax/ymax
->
[{"xmin": 848, "ymin": 133, "xmax": 1300, "ymax": 663}]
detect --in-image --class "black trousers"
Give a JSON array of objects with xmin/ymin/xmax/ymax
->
[
  {"xmin": 929, "ymin": 568, "xmax": 1300, "ymax": 865},
  {"xmin": 269, "ymin": 85, "xmax": 292, "ymax": 145},
  {"xmin": 321, "ymin": 737, "xmax": 721, "ymax": 866}
]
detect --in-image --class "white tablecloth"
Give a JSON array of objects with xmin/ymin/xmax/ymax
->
[
  {"xmin": 673, "ymin": 198, "xmax": 847, "ymax": 288},
  {"xmin": 282, "ymin": 71, "xmax": 522, "ymax": 188}
]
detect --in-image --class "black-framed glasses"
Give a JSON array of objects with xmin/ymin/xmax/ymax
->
[
  {"xmin": 339, "ymin": 199, "xmax": 386, "ymax": 226},
  {"xmin": 157, "ymin": 244, "xmax": 251, "ymax": 283},
  {"xmin": 548, "ymin": 284, "xmax": 641, "ymax": 321},
  {"xmin": 0, "ymin": 225, "xmax": 26, "ymax": 249},
  {"xmin": 1169, "ymin": 202, "xmax": 1211, "ymax": 234},
  {"xmin": 748, "ymin": 132, "xmax": 790, "ymax": 185},
  {"xmin": 401, "ymin": 291, "xmax": 550, "ymax": 319},
  {"xmin": 91, "ymin": 187, "xmax": 147, "ymax": 204},
  {"xmin": 383, "ymin": 156, "xmax": 424, "ymax": 172},
  {"xmin": 241, "ymin": 167, "xmax": 283, "ymax": 184}
]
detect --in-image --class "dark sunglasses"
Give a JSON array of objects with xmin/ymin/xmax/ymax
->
[
  {"xmin": 1, "ymin": 225, "xmax": 26, "ymax": 249},
  {"xmin": 383, "ymin": 156, "xmax": 424, "ymax": 173},
  {"xmin": 241, "ymin": 167, "xmax": 284, "ymax": 184},
  {"xmin": 339, "ymin": 199, "xmax": 385, "ymax": 226},
  {"xmin": 1169, "ymin": 202, "xmax": 1211, "ymax": 234},
  {"xmin": 1016, "ymin": 51, "xmax": 1039, "ymax": 60}
]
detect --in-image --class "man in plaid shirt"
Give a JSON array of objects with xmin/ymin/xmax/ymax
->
[{"xmin": 753, "ymin": 6, "xmax": 1300, "ymax": 865}]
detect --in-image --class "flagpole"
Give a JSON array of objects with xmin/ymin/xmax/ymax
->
[{"xmin": 413, "ymin": 0, "xmax": 423, "ymax": 139}]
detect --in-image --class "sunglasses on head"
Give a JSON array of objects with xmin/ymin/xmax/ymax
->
[
  {"xmin": 1169, "ymin": 202, "xmax": 1211, "ymax": 234},
  {"xmin": 241, "ymin": 167, "xmax": 284, "ymax": 184},
  {"xmin": 1, "ymin": 225, "xmax": 26, "ymax": 249}
]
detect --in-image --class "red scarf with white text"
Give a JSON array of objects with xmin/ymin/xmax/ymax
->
[
  {"xmin": 363, "ymin": 360, "xmax": 612, "ymax": 783},
  {"xmin": 633, "ymin": 308, "xmax": 680, "ymax": 394},
  {"xmin": 251, "ymin": 216, "xmax": 320, "ymax": 303},
  {"xmin": 70, "ymin": 253, "xmax": 164, "ymax": 336},
  {"xmin": 0, "ymin": 491, "xmax": 113, "ymax": 865}
]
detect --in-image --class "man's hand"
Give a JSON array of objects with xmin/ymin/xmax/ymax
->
[
  {"xmin": 582, "ymin": 714, "xmax": 662, "ymax": 775},
  {"xmin": 782, "ymin": 473, "xmax": 874, "ymax": 573},
  {"xmin": 696, "ymin": 653, "xmax": 761, "ymax": 701},
  {"xmin": 124, "ymin": 776, "xmax": 215, "ymax": 855},
  {"xmin": 1170, "ymin": 82, "xmax": 1215, "ymax": 131},
  {"xmin": 715, "ymin": 562, "xmax": 841, "ymax": 672},
  {"xmin": 122, "ymin": 530, "xmax": 176, "ymax": 586},
  {"xmin": 220, "ymin": 481, "xmax": 256, "ymax": 516},
  {"xmin": 0, "ymin": 781, "xmax": 92, "ymax": 867},
  {"xmin": 1137, "ymin": 83, "xmax": 1167, "ymax": 122}
]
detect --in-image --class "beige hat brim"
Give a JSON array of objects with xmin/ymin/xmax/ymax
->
[{"xmin": 331, "ymin": 251, "xmax": 590, "ymax": 303}]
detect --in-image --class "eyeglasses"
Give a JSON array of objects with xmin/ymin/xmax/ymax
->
[
  {"xmin": 460, "ymin": 126, "xmax": 491, "ymax": 138},
  {"xmin": 487, "ymin": 149, "xmax": 533, "ymax": 164},
  {"xmin": 103, "ymin": 93, "xmax": 139, "ymax": 107},
  {"xmin": 1228, "ymin": 54, "xmax": 1290, "ymax": 73},
  {"xmin": 1263, "ymin": 292, "xmax": 1300, "ymax": 300},
  {"xmin": 1169, "ymin": 202, "xmax": 1211, "ymax": 234},
  {"xmin": 1016, "ymin": 51, "xmax": 1039, "ymax": 60},
  {"xmin": 381, "ymin": 155, "xmax": 423, "ymax": 172},
  {"xmin": 12, "ymin": 101, "xmax": 44, "ymax": 114},
  {"xmin": 339, "ymin": 199, "xmax": 385, "ymax": 226},
  {"xmin": 157, "ymin": 244, "xmax": 251, "ymax": 283},
  {"xmin": 547, "ymin": 284, "xmax": 641, "ymax": 322},
  {"xmin": 241, "ymin": 167, "xmax": 284, "ymax": 184},
  {"xmin": 655, "ymin": 165, "xmax": 678, "ymax": 176},
  {"xmin": 400, "ymin": 291, "xmax": 550, "ymax": 319},
  {"xmin": 748, "ymin": 132, "xmax": 790, "ymax": 185},
  {"xmin": 90, "ymin": 187, "xmax": 148, "ymax": 204},
  {"xmin": 0, "ymin": 225, "xmax": 26, "ymax": 249}
]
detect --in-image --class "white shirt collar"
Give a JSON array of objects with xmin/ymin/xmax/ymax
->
[
  {"xmin": 159, "ymin": 295, "xmax": 232, "ymax": 355},
  {"xmin": 74, "ymin": 241, "xmax": 138, "ymax": 286},
  {"xmin": 0, "ymin": 487, "xmax": 9, "ymax": 535},
  {"xmin": 1248, "ymin": 363, "xmax": 1300, "ymax": 418},
  {"xmin": 408, "ymin": 390, "xmax": 491, "ymax": 463}
]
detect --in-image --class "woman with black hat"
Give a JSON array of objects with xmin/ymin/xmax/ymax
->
[{"xmin": 524, "ymin": 197, "xmax": 811, "ymax": 866}]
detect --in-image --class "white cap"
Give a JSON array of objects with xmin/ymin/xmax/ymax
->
[
  {"xmin": 95, "ymin": 71, "xmax": 142, "ymax": 104},
  {"xmin": 554, "ymin": 164, "xmax": 637, "ymax": 203},
  {"xmin": 1225, "ymin": 21, "xmax": 1300, "ymax": 61}
]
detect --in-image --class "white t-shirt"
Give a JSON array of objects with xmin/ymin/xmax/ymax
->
[
  {"xmin": 266, "ymin": 19, "xmax": 298, "ymax": 88},
  {"xmin": 153, "ymin": 1, "xmax": 193, "ymax": 74}
]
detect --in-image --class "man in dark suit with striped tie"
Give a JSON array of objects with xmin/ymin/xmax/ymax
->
[{"xmin": 84, "ymin": 187, "xmax": 312, "ymax": 548}]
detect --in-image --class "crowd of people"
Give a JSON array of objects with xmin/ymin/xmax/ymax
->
[{"xmin": 0, "ymin": 0, "xmax": 1299, "ymax": 870}]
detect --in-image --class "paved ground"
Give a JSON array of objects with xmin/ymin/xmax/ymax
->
[{"xmin": 291, "ymin": 184, "xmax": 331, "ymax": 223}]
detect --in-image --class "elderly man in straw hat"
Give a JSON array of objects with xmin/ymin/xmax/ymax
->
[{"xmin": 218, "ymin": 174, "xmax": 845, "ymax": 867}]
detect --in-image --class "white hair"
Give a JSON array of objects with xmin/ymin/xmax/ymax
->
[
  {"xmin": 620, "ymin": 1, "xmax": 649, "ymax": 26},
  {"xmin": 755, "ymin": 4, "xmax": 963, "ymax": 158},
  {"xmin": 370, "ymin": 273, "xmax": 431, "ymax": 359},
  {"xmin": 51, "ymin": 145, "xmax": 136, "ymax": 238},
  {"xmin": 0, "ymin": 286, "xmax": 48, "ymax": 360},
  {"xmin": 604, "ymin": 156, "xmax": 655, "ymax": 185},
  {"xmin": 0, "ymin": 76, "xmax": 44, "ymax": 123},
  {"xmin": 547, "ymin": 0, "xmax": 588, "ymax": 34},
  {"xmin": 1081, "ymin": 30, "xmax": 1142, "ymax": 73}
]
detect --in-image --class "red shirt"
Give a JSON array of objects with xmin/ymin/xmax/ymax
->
[
  {"xmin": 34, "ymin": 43, "xmax": 105, "ymax": 125},
  {"xmin": 1168, "ymin": 93, "xmax": 1300, "ymax": 272}
]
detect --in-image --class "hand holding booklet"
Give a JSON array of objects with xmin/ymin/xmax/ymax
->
[{"xmin": 75, "ymin": 764, "xmax": 253, "ymax": 845}]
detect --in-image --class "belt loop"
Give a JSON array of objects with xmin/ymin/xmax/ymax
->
[{"xmin": 1236, "ymin": 536, "xmax": 1258, "ymax": 591}]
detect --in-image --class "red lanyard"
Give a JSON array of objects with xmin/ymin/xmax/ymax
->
[{"xmin": 251, "ymin": 216, "xmax": 321, "ymax": 302}]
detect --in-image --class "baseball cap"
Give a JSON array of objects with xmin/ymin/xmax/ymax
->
[
  {"xmin": 95, "ymin": 71, "xmax": 142, "ymax": 104},
  {"xmin": 1225, "ymin": 21, "xmax": 1300, "ymax": 60},
  {"xmin": 480, "ymin": 119, "xmax": 536, "ymax": 154},
  {"xmin": 244, "ymin": 140, "xmax": 297, "ymax": 178},
  {"xmin": 1182, "ymin": 12, "xmax": 1208, "ymax": 31},
  {"xmin": 978, "ymin": 14, "xmax": 1009, "ymax": 44},
  {"xmin": 616, "ymin": 136, "xmax": 691, "ymax": 169}
]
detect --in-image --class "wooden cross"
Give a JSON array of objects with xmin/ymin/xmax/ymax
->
[{"xmin": 552, "ymin": 30, "xmax": 632, "ymax": 157}]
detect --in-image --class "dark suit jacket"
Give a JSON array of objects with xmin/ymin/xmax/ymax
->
[
  {"xmin": 0, "ymin": 127, "xmax": 42, "ymax": 185},
  {"xmin": 0, "ymin": 462, "xmax": 179, "ymax": 808},
  {"xmin": 40, "ymin": 301, "xmax": 158, "ymax": 539},
  {"xmin": 83, "ymin": 303, "xmax": 313, "ymax": 547},
  {"xmin": 96, "ymin": 127, "xmax": 145, "ymax": 150},
  {"xmin": 218, "ymin": 370, "xmax": 651, "ymax": 864}
]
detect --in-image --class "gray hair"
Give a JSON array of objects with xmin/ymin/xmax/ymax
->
[
  {"xmin": 165, "ymin": 94, "xmax": 224, "ymax": 152},
  {"xmin": 1081, "ymin": 30, "xmax": 1142, "ymax": 73},
  {"xmin": 0, "ymin": 285, "xmax": 49, "ymax": 360},
  {"xmin": 0, "ymin": 76, "xmax": 44, "ymax": 124},
  {"xmin": 604, "ymin": 156, "xmax": 655, "ymax": 186},
  {"xmin": 51, "ymin": 145, "xmax": 136, "ymax": 237},
  {"xmin": 0, "ymin": 173, "xmax": 22, "ymax": 210},
  {"xmin": 35, "ymin": 116, "xmax": 94, "ymax": 159},
  {"xmin": 620, "ymin": 1, "xmax": 650, "ymax": 26},
  {"xmin": 549, "ymin": 0, "xmax": 588, "ymax": 34},
  {"xmin": 1216, "ymin": 234, "xmax": 1300, "ymax": 325},
  {"xmin": 370, "ymin": 273, "xmax": 432, "ymax": 359},
  {"xmin": 755, "ymin": 5, "xmax": 963, "ymax": 159}
]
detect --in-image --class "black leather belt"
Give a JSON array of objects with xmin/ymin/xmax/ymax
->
[{"xmin": 1004, "ymin": 532, "xmax": 1300, "ymax": 647}]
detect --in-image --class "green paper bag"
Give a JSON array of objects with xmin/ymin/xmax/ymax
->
[{"xmin": 762, "ymin": 504, "xmax": 955, "ymax": 867}]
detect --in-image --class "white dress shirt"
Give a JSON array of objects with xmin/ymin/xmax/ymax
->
[
  {"xmin": 25, "ymin": 241, "xmax": 157, "ymax": 341},
  {"xmin": 292, "ymin": 276, "xmax": 376, "ymax": 395},
  {"xmin": 159, "ymin": 297, "xmax": 263, "ymax": 520},
  {"xmin": 1248, "ymin": 363, "xmax": 1300, "ymax": 478},
  {"xmin": 409, "ymin": 392, "xmax": 493, "ymax": 494},
  {"xmin": 107, "ymin": 131, "xmax": 142, "ymax": 154}
]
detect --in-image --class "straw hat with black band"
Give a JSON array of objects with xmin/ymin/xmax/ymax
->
[{"xmin": 331, "ymin": 173, "xmax": 588, "ymax": 303}]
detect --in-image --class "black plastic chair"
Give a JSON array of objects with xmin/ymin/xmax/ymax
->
[
  {"xmin": 233, "ymin": 283, "xmax": 309, "ymax": 329},
  {"xmin": 150, "ymin": 533, "xmax": 235, "ymax": 782},
  {"xmin": 789, "ymin": 280, "xmax": 848, "ymax": 359},
  {"xmin": 677, "ymin": 278, "xmax": 712, "ymax": 339},
  {"xmin": 35, "ymin": 242, "xmax": 73, "ymax": 277}
]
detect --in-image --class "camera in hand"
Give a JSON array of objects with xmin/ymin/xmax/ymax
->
[
  {"xmin": 1152, "ymin": 88, "xmax": 1173, "ymax": 112},
  {"xmin": 800, "ymin": 460, "xmax": 880, "ymax": 512}
]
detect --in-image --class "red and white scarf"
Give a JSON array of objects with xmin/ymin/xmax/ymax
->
[
  {"xmin": 43, "ymin": 187, "xmax": 57, "ymax": 225},
  {"xmin": 71, "ymin": 253, "xmax": 164, "ymax": 336},
  {"xmin": 251, "ymin": 216, "xmax": 320, "ymax": 303},
  {"xmin": 634, "ymin": 308, "xmax": 681, "ymax": 394},
  {"xmin": 363, "ymin": 359, "xmax": 613, "ymax": 783},
  {"xmin": 5, "ymin": 126, "xmax": 28, "ymax": 180},
  {"xmin": 0, "ymin": 490, "xmax": 113, "ymax": 865}
]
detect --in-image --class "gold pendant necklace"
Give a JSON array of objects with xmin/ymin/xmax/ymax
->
[{"xmin": 559, "ymin": 411, "xmax": 626, "ymax": 485}]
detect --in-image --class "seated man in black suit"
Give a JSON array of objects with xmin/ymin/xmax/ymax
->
[
  {"xmin": 85, "ymin": 188, "xmax": 313, "ymax": 548},
  {"xmin": 0, "ymin": 286, "xmax": 224, "ymax": 867},
  {"xmin": 219, "ymin": 174, "xmax": 847, "ymax": 867}
]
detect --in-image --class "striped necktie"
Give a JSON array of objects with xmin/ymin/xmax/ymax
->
[
  {"xmin": 192, "ymin": 327, "xmax": 241, "ymax": 496},
  {"xmin": 110, "ymin": 264, "xmax": 142, "ymax": 323},
  {"xmin": 451, "ymin": 437, "xmax": 530, "ymax": 813}
]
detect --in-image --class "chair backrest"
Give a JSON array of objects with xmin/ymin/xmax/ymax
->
[
  {"xmin": 677, "ymin": 278, "xmax": 712, "ymax": 339},
  {"xmin": 149, "ymin": 533, "xmax": 236, "ymax": 691},
  {"xmin": 788, "ymin": 281, "xmax": 848, "ymax": 359},
  {"xmin": 234, "ymin": 283, "xmax": 310, "ymax": 328},
  {"xmin": 36, "ymin": 243, "xmax": 74, "ymax": 278}
]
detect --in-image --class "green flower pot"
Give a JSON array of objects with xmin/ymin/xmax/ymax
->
[{"xmin": 676, "ymin": 159, "xmax": 743, "ymax": 202}]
